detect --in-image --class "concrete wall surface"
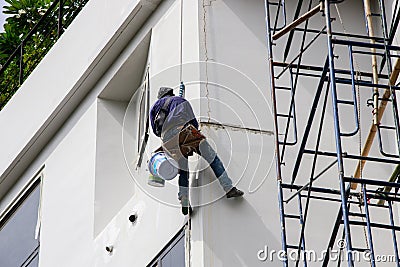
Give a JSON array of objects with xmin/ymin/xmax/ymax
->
[{"xmin": 1, "ymin": 0, "xmax": 400, "ymax": 267}]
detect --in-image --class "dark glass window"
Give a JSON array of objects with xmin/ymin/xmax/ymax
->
[
  {"xmin": 148, "ymin": 228, "xmax": 185, "ymax": 267},
  {"xmin": 0, "ymin": 181, "xmax": 41, "ymax": 267},
  {"xmin": 136, "ymin": 69, "xmax": 151, "ymax": 168}
]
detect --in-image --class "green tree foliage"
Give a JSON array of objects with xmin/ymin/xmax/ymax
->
[
  {"xmin": 0, "ymin": 0, "xmax": 51, "ymax": 60},
  {"xmin": 0, "ymin": 0, "xmax": 88, "ymax": 110},
  {"xmin": 0, "ymin": 24, "xmax": 20, "ymax": 61},
  {"xmin": 4, "ymin": 0, "xmax": 51, "ymax": 35}
]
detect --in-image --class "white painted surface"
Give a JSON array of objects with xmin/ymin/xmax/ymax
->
[
  {"xmin": 39, "ymin": 102, "xmax": 97, "ymax": 267},
  {"xmin": 0, "ymin": 0, "xmax": 161, "ymax": 201},
  {"xmin": 192, "ymin": 1, "xmax": 279, "ymax": 266},
  {"xmin": 192, "ymin": 0, "xmax": 399, "ymax": 266},
  {"xmin": 95, "ymin": 100, "xmax": 134, "ymax": 236},
  {"xmin": 0, "ymin": 0, "xmax": 399, "ymax": 266}
]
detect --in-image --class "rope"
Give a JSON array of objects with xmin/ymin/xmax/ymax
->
[
  {"xmin": 179, "ymin": 0, "xmax": 183, "ymax": 83},
  {"xmin": 336, "ymin": 4, "xmax": 372, "ymax": 266},
  {"xmin": 179, "ymin": 0, "xmax": 186, "ymax": 98},
  {"xmin": 178, "ymin": 2, "xmax": 191, "ymax": 256},
  {"xmin": 357, "ymin": 194, "xmax": 372, "ymax": 263}
]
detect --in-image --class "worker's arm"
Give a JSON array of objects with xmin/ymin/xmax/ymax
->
[
  {"xmin": 149, "ymin": 101, "xmax": 159, "ymax": 136},
  {"xmin": 174, "ymin": 97, "xmax": 199, "ymax": 129}
]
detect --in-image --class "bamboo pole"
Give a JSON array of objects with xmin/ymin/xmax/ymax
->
[
  {"xmin": 363, "ymin": 0, "xmax": 380, "ymax": 126},
  {"xmin": 272, "ymin": 3, "xmax": 323, "ymax": 41},
  {"xmin": 352, "ymin": 58, "xmax": 400, "ymax": 190},
  {"xmin": 351, "ymin": 0, "xmax": 382, "ymax": 190}
]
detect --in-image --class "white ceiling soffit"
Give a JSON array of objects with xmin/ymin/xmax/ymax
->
[{"xmin": 99, "ymin": 32, "xmax": 151, "ymax": 102}]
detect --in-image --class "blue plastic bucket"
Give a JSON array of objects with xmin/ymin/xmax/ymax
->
[{"xmin": 148, "ymin": 152, "xmax": 178, "ymax": 181}]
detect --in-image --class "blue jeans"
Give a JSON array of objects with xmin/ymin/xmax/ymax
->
[{"xmin": 177, "ymin": 139, "xmax": 233, "ymax": 200}]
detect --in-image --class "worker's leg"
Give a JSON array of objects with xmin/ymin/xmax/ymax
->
[
  {"xmin": 178, "ymin": 157, "xmax": 192, "ymax": 215},
  {"xmin": 198, "ymin": 139, "xmax": 233, "ymax": 192},
  {"xmin": 178, "ymin": 157, "xmax": 189, "ymax": 201}
]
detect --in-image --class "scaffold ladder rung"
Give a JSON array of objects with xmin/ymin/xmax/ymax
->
[
  {"xmin": 284, "ymin": 214, "xmax": 301, "ymax": 219},
  {"xmin": 348, "ymin": 212, "xmax": 366, "ymax": 218}
]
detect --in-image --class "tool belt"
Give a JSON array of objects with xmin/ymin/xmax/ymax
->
[{"xmin": 155, "ymin": 124, "xmax": 206, "ymax": 161}]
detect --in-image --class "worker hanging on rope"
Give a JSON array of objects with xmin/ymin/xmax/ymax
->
[{"xmin": 150, "ymin": 86, "xmax": 244, "ymax": 215}]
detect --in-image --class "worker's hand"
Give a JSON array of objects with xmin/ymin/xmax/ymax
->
[{"xmin": 154, "ymin": 145, "xmax": 163, "ymax": 153}]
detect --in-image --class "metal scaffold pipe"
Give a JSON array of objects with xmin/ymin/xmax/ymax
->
[
  {"xmin": 324, "ymin": 1, "xmax": 354, "ymax": 265},
  {"xmin": 352, "ymin": 58, "xmax": 400, "ymax": 189},
  {"xmin": 264, "ymin": 1, "xmax": 288, "ymax": 266}
]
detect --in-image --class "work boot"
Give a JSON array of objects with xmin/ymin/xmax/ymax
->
[
  {"xmin": 226, "ymin": 187, "xmax": 244, "ymax": 198},
  {"xmin": 180, "ymin": 197, "xmax": 192, "ymax": 215},
  {"xmin": 182, "ymin": 206, "xmax": 193, "ymax": 215}
]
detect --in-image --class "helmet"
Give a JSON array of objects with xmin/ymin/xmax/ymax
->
[{"xmin": 157, "ymin": 87, "xmax": 174, "ymax": 99}]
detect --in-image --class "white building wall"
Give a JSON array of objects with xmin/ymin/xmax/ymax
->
[
  {"xmin": 193, "ymin": 1, "xmax": 280, "ymax": 266},
  {"xmin": 193, "ymin": 1, "xmax": 400, "ymax": 266},
  {"xmin": 0, "ymin": 0, "xmax": 161, "ymax": 205},
  {"xmin": 39, "ymin": 103, "xmax": 97, "ymax": 267},
  {"xmin": 95, "ymin": 100, "xmax": 134, "ymax": 236},
  {"xmin": 1, "ymin": 0, "xmax": 400, "ymax": 267},
  {"xmin": 0, "ymin": 0, "xmax": 189, "ymax": 266}
]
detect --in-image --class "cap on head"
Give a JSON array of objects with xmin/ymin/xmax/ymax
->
[{"xmin": 157, "ymin": 87, "xmax": 174, "ymax": 99}]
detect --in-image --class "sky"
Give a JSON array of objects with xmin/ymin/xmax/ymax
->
[{"xmin": 0, "ymin": 0, "xmax": 7, "ymax": 32}]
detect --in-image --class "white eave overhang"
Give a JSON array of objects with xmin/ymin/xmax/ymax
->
[{"xmin": 0, "ymin": 0, "xmax": 161, "ymax": 198}]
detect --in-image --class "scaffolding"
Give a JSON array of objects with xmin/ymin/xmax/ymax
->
[{"xmin": 265, "ymin": 0, "xmax": 400, "ymax": 266}]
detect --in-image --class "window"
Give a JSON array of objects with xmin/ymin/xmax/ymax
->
[
  {"xmin": 0, "ymin": 178, "xmax": 41, "ymax": 267},
  {"xmin": 138, "ymin": 67, "xmax": 150, "ymax": 151},
  {"xmin": 136, "ymin": 67, "xmax": 151, "ymax": 168},
  {"xmin": 94, "ymin": 31, "xmax": 151, "ymax": 236},
  {"xmin": 147, "ymin": 228, "xmax": 186, "ymax": 267}
]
